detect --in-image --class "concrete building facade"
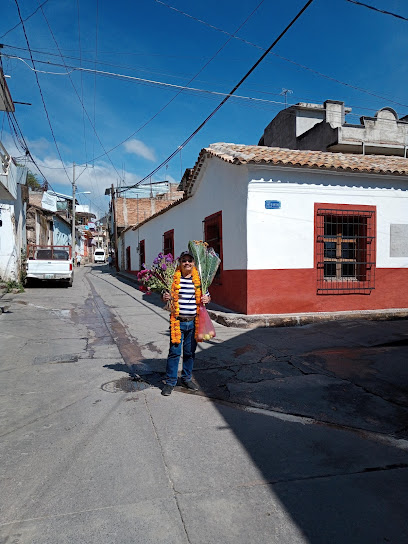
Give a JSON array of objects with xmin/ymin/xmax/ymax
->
[
  {"xmin": 0, "ymin": 160, "xmax": 28, "ymax": 282},
  {"xmin": 118, "ymin": 143, "xmax": 408, "ymax": 315},
  {"xmin": 259, "ymin": 99, "xmax": 408, "ymax": 157}
]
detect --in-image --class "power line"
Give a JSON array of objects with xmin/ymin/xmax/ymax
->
[
  {"xmin": 0, "ymin": 55, "xmax": 55, "ymax": 191},
  {"xmin": 12, "ymin": 0, "xmax": 71, "ymax": 184},
  {"xmin": 0, "ymin": 53, "xmax": 301, "ymax": 106},
  {"xmin": 345, "ymin": 0, "xmax": 408, "ymax": 22},
  {"xmin": 0, "ymin": 0, "xmax": 50, "ymax": 40},
  {"xmin": 5, "ymin": 0, "xmax": 267, "ymax": 169},
  {"xmin": 38, "ymin": 5, "xmax": 125, "ymax": 184},
  {"xmin": 151, "ymin": 0, "xmax": 408, "ymax": 110},
  {"xmin": 76, "ymin": 0, "xmax": 88, "ymax": 164},
  {"xmin": 118, "ymin": 0, "xmax": 315, "ymax": 194},
  {"xmin": 5, "ymin": 25, "xmax": 408, "ymax": 113}
]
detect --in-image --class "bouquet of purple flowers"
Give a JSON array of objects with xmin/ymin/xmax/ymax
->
[{"xmin": 137, "ymin": 252, "xmax": 178, "ymax": 306}]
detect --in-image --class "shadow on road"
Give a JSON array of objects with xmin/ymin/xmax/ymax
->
[{"xmin": 84, "ymin": 270, "xmax": 408, "ymax": 542}]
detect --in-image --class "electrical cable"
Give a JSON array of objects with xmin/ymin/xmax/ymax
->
[
  {"xmin": 76, "ymin": 0, "xmax": 88, "ymax": 164},
  {"xmin": 5, "ymin": 47, "xmax": 408, "ymax": 120},
  {"xmin": 86, "ymin": 0, "xmax": 267, "ymax": 164},
  {"xmin": 1, "ymin": 54, "xmax": 302, "ymax": 105},
  {"xmin": 345, "ymin": 0, "xmax": 408, "ymax": 22},
  {"xmin": 12, "ymin": 0, "xmax": 71, "ymax": 185},
  {"xmin": 117, "ymin": 0, "xmax": 315, "ymax": 194},
  {"xmin": 39, "ymin": 4, "xmax": 125, "ymax": 184},
  {"xmin": 26, "ymin": 0, "xmax": 267, "ymax": 172},
  {"xmin": 151, "ymin": 0, "xmax": 408, "ymax": 110},
  {"xmin": 0, "ymin": 0, "xmax": 50, "ymax": 40}
]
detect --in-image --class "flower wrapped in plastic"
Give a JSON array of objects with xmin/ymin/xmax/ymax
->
[
  {"xmin": 137, "ymin": 252, "xmax": 178, "ymax": 310},
  {"xmin": 187, "ymin": 240, "xmax": 221, "ymax": 294},
  {"xmin": 187, "ymin": 240, "xmax": 221, "ymax": 342}
]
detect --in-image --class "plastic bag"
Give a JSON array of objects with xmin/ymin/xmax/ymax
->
[{"xmin": 196, "ymin": 303, "xmax": 216, "ymax": 342}]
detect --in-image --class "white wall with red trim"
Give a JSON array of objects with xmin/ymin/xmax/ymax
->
[
  {"xmin": 247, "ymin": 166, "xmax": 408, "ymax": 270},
  {"xmin": 119, "ymin": 157, "xmax": 248, "ymax": 272},
  {"xmin": 118, "ymin": 156, "xmax": 408, "ymax": 314}
]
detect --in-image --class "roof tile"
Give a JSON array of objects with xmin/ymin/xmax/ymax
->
[{"xmin": 203, "ymin": 143, "xmax": 408, "ymax": 176}]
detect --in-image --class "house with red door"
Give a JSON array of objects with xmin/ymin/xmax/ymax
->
[{"xmin": 118, "ymin": 141, "xmax": 408, "ymax": 315}]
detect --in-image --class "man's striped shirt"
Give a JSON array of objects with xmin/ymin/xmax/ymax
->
[{"xmin": 178, "ymin": 276, "xmax": 197, "ymax": 317}]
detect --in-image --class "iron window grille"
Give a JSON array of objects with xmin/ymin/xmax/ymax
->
[{"xmin": 316, "ymin": 208, "xmax": 375, "ymax": 294}]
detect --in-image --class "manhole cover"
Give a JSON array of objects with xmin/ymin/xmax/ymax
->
[{"xmin": 101, "ymin": 377, "xmax": 152, "ymax": 393}]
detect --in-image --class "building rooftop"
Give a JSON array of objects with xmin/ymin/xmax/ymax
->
[{"xmin": 203, "ymin": 143, "xmax": 408, "ymax": 176}]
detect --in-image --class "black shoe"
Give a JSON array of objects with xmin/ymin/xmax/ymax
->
[
  {"xmin": 181, "ymin": 379, "xmax": 199, "ymax": 392},
  {"xmin": 161, "ymin": 384, "xmax": 174, "ymax": 396}
]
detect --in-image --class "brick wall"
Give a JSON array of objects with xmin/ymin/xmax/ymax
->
[{"xmin": 116, "ymin": 186, "xmax": 183, "ymax": 228}]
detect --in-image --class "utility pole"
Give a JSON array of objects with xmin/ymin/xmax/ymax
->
[
  {"xmin": 71, "ymin": 162, "xmax": 76, "ymax": 265},
  {"xmin": 111, "ymin": 183, "xmax": 118, "ymax": 271}
]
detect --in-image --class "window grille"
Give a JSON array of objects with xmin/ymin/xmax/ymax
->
[{"xmin": 316, "ymin": 208, "xmax": 375, "ymax": 294}]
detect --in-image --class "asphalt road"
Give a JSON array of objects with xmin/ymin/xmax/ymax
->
[{"xmin": 1, "ymin": 264, "xmax": 407, "ymax": 543}]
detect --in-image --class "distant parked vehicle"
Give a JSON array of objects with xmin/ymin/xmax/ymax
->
[
  {"xmin": 26, "ymin": 245, "xmax": 74, "ymax": 287},
  {"xmin": 94, "ymin": 249, "xmax": 106, "ymax": 263}
]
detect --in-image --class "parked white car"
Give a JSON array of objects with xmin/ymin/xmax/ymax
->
[
  {"xmin": 94, "ymin": 250, "xmax": 106, "ymax": 263},
  {"xmin": 26, "ymin": 245, "xmax": 74, "ymax": 287}
]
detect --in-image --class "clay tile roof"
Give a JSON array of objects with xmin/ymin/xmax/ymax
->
[{"xmin": 202, "ymin": 143, "xmax": 408, "ymax": 176}]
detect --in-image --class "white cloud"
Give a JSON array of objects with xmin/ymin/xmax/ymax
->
[{"xmin": 123, "ymin": 139, "xmax": 156, "ymax": 161}]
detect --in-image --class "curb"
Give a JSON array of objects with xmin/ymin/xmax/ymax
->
[{"xmin": 207, "ymin": 308, "xmax": 408, "ymax": 329}]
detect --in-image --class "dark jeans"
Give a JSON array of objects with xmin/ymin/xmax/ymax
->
[{"xmin": 165, "ymin": 320, "xmax": 197, "ymax": 387}]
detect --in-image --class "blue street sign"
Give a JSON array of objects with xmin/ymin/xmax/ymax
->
[{"xmin": 265, "ymin": 200, "xmax": 281, "ymax": 209}]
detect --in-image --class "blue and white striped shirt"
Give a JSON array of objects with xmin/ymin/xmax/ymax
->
[{"xmin": 178, "ymin": 276, "xmax": 197, "ymax": 317}]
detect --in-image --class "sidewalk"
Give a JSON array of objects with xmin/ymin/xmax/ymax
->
[{"xmin": 117, "ymin": 269, "xmax": 408, "ymax": 328}]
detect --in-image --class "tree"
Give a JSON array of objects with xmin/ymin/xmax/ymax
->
[{"xmin": 26, "ymin": 170, "xmax": 42, "ymax": 190}]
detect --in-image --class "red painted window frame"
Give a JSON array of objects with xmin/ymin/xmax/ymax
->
[
  {"xmin": 139, "ymin": 239, "xmax": 145, "ymax": 271},
  {"xmin": 163, "ymin": 229, "xmax": 174, "ymax": 257},
  {"xmin": 204, "ymin": 211, "xmax": 223, "ymax": 284},
  {"xmin": 314, "ymin": 203, "xmax": 376, "ymax": 294}
]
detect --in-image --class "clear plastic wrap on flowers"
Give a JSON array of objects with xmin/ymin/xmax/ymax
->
[{"xmin": 187, "ymin": 240, "xmax": 221, "ymax": 294}]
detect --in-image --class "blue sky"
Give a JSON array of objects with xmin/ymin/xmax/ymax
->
[{"xmin": 1, "ymin": 0, "xmax": 408, "ymax": 217}]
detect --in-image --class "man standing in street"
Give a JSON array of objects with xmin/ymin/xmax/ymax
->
[{"xmin": 161, "ymin": 251, "xmax": 210, "ymax": 396}]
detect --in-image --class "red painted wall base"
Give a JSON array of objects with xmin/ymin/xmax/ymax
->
[{"xmin": 212, "ymin": 268, "xmax": 408, "ymax": 315}]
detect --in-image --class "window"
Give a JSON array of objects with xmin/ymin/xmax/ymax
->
[
  {"xmin": 126, "ymin": 246, "xmax": 131, "ymax": 271},
  {"xmin": 204, "ymin": 211, "xmax": 222, "ymax": 282},
  {"xmin": 316, "ymin": 206, "xmax": 376, "ymax": 294},
  {"xmin": 163, "ymin": 229, "xmax": 174, "ymax": 257},
  {"xmin": 139, "ymin": 239, "xmax": 145, "ymax": 271}
]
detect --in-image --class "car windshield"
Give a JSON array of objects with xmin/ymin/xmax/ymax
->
[{"xmin": 36, "ymin": 249, "xmax": 69, "ymax": 260}]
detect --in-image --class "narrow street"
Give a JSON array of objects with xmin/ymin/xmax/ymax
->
[{"xmin": 1, "ymin": 264, "xmax": 408, "ymax": 544}]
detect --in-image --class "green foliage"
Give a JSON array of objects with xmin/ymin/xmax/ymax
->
[
  {"xmin": 20, "ymin": 249, "xmax": 27, "ymax": 284},
  {"xmin": 5, "ymin": 279, "xmax": 24, "ymax": 293},
  {"xmin": 27, "ymin": 171, "xmax": 42, "ymax": 190},
  {"xmin": 188, "ymin": 240, "xmax": 221, "ymax": 293}
]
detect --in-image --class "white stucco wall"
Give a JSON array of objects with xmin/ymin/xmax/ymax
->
[
  {"xmin": 0, "ymin": 185, "xmax": 26, "ymax": 281},
  {"xmin": 247, "ymin": 166, "xmax": 408, "ymax": 270},
  {"xmin": 119, "ymin": 158, "xmax": 248, "ymax": 270}
]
